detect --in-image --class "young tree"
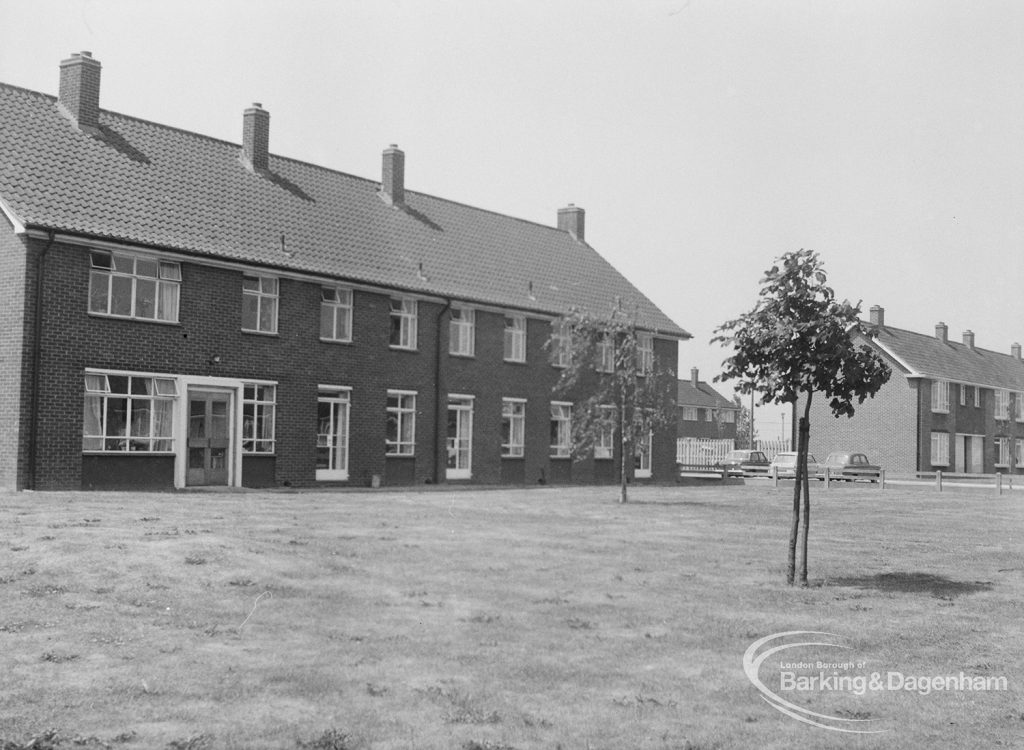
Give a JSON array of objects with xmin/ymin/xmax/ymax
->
[
  {"xmin": 730, "ymin": 395, "xmax": 755, "ymax": 449},
  {"xmin": 712, "ymin": 249, "xmax": 891, "ymax": 585},
  {"xmin": 550, "ymin": 306, "xmax": 677, "ymax": 504}
]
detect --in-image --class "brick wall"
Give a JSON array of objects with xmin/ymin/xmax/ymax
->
[
  {"xmin": 28, "ymin": 240, "xmax": 681, "ymax": 489},
  {"xmin": 0, "ymin": 225, "xmax": 28, "ymax": 490}
]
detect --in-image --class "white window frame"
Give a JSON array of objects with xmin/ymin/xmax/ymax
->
[
  {"xmin": 930, "ymin": 431, "xmax": 950, "ymax": 467},
  {"xmin": 449, "ymin": 306, "xmax": 476, "ymax": 357},
  {"xmin": 242, "ymin": 274, "xmax": 279, "ymax": 334},
  {"xmin": 931, "ymin": 380, "xmax": 950, "ymax": 414},
  {"xmin": 446, "ymin": 395, "xmax": 474, "ymax": 479},
  {"xmin": 975, "ymin": 387, "xmax": 981, "ymax": 408},
  {"xmin": 82, "ymin": 373, "xmax": 178, "ymax": 453},
  {"xmin": 389, "ymin": 298, "xmax": 418, "ymax": 350},
  {"xmin": 637, "ymin": 332, "xmax": 654, "ymax": 375},
  {"xmin": 723, "ymin": 410, "xmax": 736, "ymax": 424},
  {"xmin": 551, "ymin": 321, "xmax": 570, "ymax": 368},
  {"xmin": 597, "ymin": 335, "xmax": 615, "ymax": 374},
  {"xmin": 242, "ymin": 383, "xmax": 276, "ymax": 453},
  {"xmin": 386, "ymin": 390, "xmax": 417, "ymax": 456},
  {"xmin": 1017, "ymin": 393, "xmax": 1024, "ymax": 423},
  {"xmin": 995, "ymin": 389, "xmax": 1010, "ymax": 421},
  {"xmin": 550, "ymin": 401, "xmax": 572, "ymax": 458},
  {"xmin": 503, "ymin": 314, "xmax": 526, "ymax": 363},
  {"xmin": 959, "ymin": 384, "xmax": 966, "ymax": 407},
  {"xmin": 595, "ymin": 405, "xmax": 615, "ymax": 459},
  {"xmin": 705, "ymin": 409, "xmax": 715, "ymax": 422},
  {"xmin": 501, "ymin": 398, "xmax": 526, "ymax": 458},
  {"xmin": 995, "ymin": 436, "xmax": 1011, "ymax": 468},
  {"xmin": 316, "ymin": 387, "xmax": 351, "ymax": 480},
  {"xmin": 320, "ymin": 286, "xmax": 353, "ymax": 343},
  {"xmin": 634, "ymin": 428, "xmax": 653, "ymax": 478},
  {"xmin": 1016, "ymin": 438, "xmax": 1024, "ymax": 469},
  {"xmin": 89, "ymin": 250, "xmax": 181, "ymax": 323},
  {"xmin": 682, "ymin": 406, "xmax": 698, "ymax": 421}
]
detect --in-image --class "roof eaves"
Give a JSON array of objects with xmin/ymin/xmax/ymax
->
[{"xmin": 0, "ymin": 195, "xmax": 26, "ymax": 234}]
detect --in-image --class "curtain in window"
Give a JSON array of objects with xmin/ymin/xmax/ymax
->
[{"xmin": 82, "ymin": 395, "xmax": 103, "ymax": 450}]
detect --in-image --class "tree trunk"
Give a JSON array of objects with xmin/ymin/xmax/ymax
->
[
  {"xmin": 619, "ymin": 392, "xmax": 628, "ymax": 504},
  {"xmin": 787, "ymin": 403, "xmax": 800, "ymax": 586},
  {"xmin": 798, "ymin": 392, "xmax": 813, "ymax": 586}
]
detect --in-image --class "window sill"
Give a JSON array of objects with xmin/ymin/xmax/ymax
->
[
  {"xmin": 241, "ymin": 329, "xmax": 279, "ymax": 337},
  {"xmin": 88, "ymin": 312, "xmax": 181, "ymax": 326},
  {"xmin": 449, "ymin": 352, "xmax": 475, "ymax": 358},
  {"xmin": 503, "ymin": 358, "xmax": 527, "ymax": 365},
  {"xmin": 501, "ymin": 454, "xmax": 525, "ymax": 460},
  {"xmin": 389, "ymin": 346, "xmax": 419, "ymax": 353},
  {"xmin": 320, "ymin": 337, "xmax": 353, "ymax": 345},
  {"xmin": 550, "ymin": 454, "xmax": 571, "ymax": 460},
  {"xmin": 385, "ymin": 452, "xmax": 416, "ymax": 458}
]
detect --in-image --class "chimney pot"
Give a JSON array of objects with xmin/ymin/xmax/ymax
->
[
  {"xmin": 382, "ymin": 145, "xmax": 405, "ymax": 205},
  {"xmin": 869, "ymin": 305, "xmax": 884, "ymax": 327},
  {"xmin": 557, "ymin": 205, "xmax": 585, "ymax": 241},
  {"xmin": 935, "ymin": 322, "xmax": 948, "ymax": 343},
  {"xmin": 58, "ymin": 50, "xmax": 102, "ymax": 131},
  {"xmin": 691, "ymin": 367, "xmax": 699, "ymax": 388},
  {"xmin": 963, "ymin": 330, "xmax": 975, "ymax": 350},
  {"xmin": 242, "ymin": 104, "xmax": 270, "ymax": 172},
  {"xmin": 1013, "ymin": 343, "xmax": 1022, "ymax": 360}
]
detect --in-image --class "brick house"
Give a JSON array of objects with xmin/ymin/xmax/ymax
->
[
  {"xmin": 677, "ymin": 368, "xmax": 738, "ymax": 440},
  {"xmin": 0, "ymin": 52, "xmax": 689, "ymax": 491},
  {"xmin": 802, "ymin": 306, "xmax": 1024, "ymax": 474}
]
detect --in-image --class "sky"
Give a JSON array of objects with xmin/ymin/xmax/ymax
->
[{"xmin": 3, "ymin": 0, "xmax": 1024, "ymax": 438}]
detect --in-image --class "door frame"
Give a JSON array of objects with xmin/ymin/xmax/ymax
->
[
  {"xmin": 446, "ymin": 394, "xmax": 474, "ymax": 480},
  {"xmin": 186, "ymin": 387, "xmax": 235, "ymax": 487}
]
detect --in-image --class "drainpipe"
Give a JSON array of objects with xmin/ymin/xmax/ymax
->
[
  {"xmin": 27, "ymin": 231, "xmax": 56, "ymax": 490},
  {"xmin": 433, "ymin": 298, "xmax": 452, "ymax": 484}
]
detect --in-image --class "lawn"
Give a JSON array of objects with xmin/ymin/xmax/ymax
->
[{"xmin": 1, "ymin": 482, "xmax": 1022, "ymax": 749}]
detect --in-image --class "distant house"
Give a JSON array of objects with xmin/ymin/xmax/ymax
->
[
  {"xmin": 677, "ymin": 368, "xmax": 738, "ymax": 440},
  {"xmin": 0, "ymin": 51, "xmax": 690, "ymax": 491},
  {"xmin": 802, "ymin": 306, "xmax": 1024, "ymax": 474}
]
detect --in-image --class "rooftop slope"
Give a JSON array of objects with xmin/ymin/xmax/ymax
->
[{"xmin": 0, "ymin": 82, "xmax": 688, "ymax": 336}]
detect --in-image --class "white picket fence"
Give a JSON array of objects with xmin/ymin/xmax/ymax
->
[
  {"xmin": 676, "ymin": 438, "xmax": 734, "ymax": 466},
  {"xmin": 756, "ymin": 438, "xmax": 792, "ymax": 461}
]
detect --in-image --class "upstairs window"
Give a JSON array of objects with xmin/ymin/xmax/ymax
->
[
  {"xmin": 995, "ymin": 389, "xmax": 1010, "ymax": 421},
  {"xmin": 82, "ymin": 373, "xmax": 177, "ymax": 452},
  {"xmin": 931, "ymin": 381, "xmax": 949, "ymax": 414},
  {"xmin": 242, "ymin": 384, "xmax": 276, "ymax": 453},
  {"xmin": 1017, "ymin": 393, "xmax": 1024, "ymax": 422},
  {"xmin": 723, "ymin": 410, "xmax": 736, "ymax": 423},
  {"xmin": 320, "ymin": 287, "xmax": 353, "ymax": 342},
  {"xmin": 389, "ymin": 298, "xmax": 418, "ymax": 350},
  {"xmin": 242, "ymin": 275, "xmax": 278, "ymax": 333},
  {"xmin": 504, "ymin": 314, "xmax": 526, "ymax": 363},
  {"xmin": 550, "ymin": 321, "xmax": 571, "ymax": 368},
  {"xmin": 449, "ymin": 306, "xmax": 476, "ymax": 356},
  {"xmin": 705, "ymin": 409, "xmax": 715, "ymax": 422},
  {"xmin": 959, "ymin": 385, "xmax": 967, "ymax": 407},
  {"xmin": 597, "ymin": 335, "xmax": 615, "ymax": 373},
  {"xmin": 682, "ymin": 407, "xmax": 698, "ymax": 421},
  {"xmin": 975, "ymin": 387, "xmax": 981, "ymax": 408},
  {"xmin": 89, "ymin": 251, "xmax": 180, "ymax": 322},
  {"xmin": 637, "ymin": 332, "xmax": 654, "ymax": 375}
]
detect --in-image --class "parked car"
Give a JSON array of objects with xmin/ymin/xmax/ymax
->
[
  {"xmin": 715, "ymin": 449, "xmax": 770, "ymax": 477},
  {"xmin": 820, "ymin": 452, "xmax": 882, "ymax": 482},
  {"xmin": 769, "ymin": 451, "xmax": 820, "ymax": 479}
]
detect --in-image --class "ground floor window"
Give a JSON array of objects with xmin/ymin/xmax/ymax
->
[
  {"xmin": 550, "ymin": 402, "xmax": 572, "ymax": 457},
  {"xmin": 930, "ymin": 431, "xmax": 950, "ymax": 467},
  {"xmin": 634, "ymin": 429, "xmax": 652, "ymax": 478},
  {"xmin": 501, "ymin": 399, "xmax": 526, "ymax": 457},
  {"xmin": 386, "ymin": 391, "xmax": 417, "ymax": 455},
  {"xmin": 595, "ymin": 406, "xmax": 615, "ymax": 459},
  {"xmin": 317, "ymin": 388, "xmax": 351, "ymax": 480},
  {"xmin": 83, "ymin": 373, "xmax": 177, "ymax": 452},
  {"xmin": 243, "ymin": 384, "xmax": 276, "ymax": 453}
]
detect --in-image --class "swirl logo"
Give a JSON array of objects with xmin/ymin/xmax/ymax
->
[{"xmin": 743, "ymin": 630, "xmax": 885, "ymax": 733}]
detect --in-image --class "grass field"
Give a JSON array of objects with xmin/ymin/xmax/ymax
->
[{"xmin": 1, "ymin": 482, "xmax": 1022, "ymax": 749}]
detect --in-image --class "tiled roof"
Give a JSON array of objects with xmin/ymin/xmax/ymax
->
[
  {"xmin": 867, "ymin": 324, "xmax": 1024, "ymax": 391},
  {"xmin": 677, "ymin": 379, "xmax": 736, "ymax": 409},
  {"xmin": 0, "ymin": 82, "xmax": 688, "ymax": 337}
]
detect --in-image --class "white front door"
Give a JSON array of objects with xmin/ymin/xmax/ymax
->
[{"xmin": 446, "ymin": 397, "xmax": 473, "ymax": 480}]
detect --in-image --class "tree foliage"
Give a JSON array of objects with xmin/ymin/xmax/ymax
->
[
  {"xmin": 712, "ymin": 249, "xmax": 891, "ymax": 584},
  {"xmin": 550, "ymin": 306, "xmax": 677, "ymax": 503}
]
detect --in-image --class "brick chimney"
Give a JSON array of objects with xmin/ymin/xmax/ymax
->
[
  {"xmin": 1013, "ymin": 343, "xmax": 1022, "ymax": 360},
  {"xmin": 935, "ymin": 322, "xmax": 948, "ymax": 343},
  {"xmin": 869, "ymin": 305, "xmax": 884, "ymax": 327},
  {"xmin": 381, "ymin": 145, "xmax": 405, "ymax": 205},
  {"xmin": 963, "ymin": 330, "xmax": 975, "ymax": 350},
  {"xmin": 691, "ymin": 367, "xmax": 699, "ymax": 388},
  {"xmin": 242, "ymin": 103, "xmax": 270, "ymax": 172},
  {"xmin": 557, "ymin": 204, "xmax": 585, "ymax": 241},
  {"xmin": 58, "ymin": 51, "xmax": 101, "ymax": 131}
]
